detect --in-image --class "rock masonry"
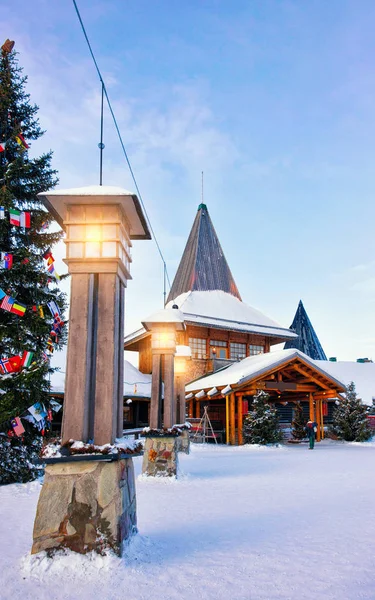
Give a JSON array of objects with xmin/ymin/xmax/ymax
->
[{"xmin": 32, "ymin": 458, "xmax": 137, "ymax": 556}]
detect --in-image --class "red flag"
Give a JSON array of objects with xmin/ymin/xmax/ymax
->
[
  {"xmin": 9, "ymin": 355, "xmax": 22, "ymax": 372},
  {"xmin": 11, "ymin": 417, "xmax": 25, "ymax": 436}
]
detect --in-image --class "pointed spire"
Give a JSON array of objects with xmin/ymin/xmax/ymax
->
[
  {"xmin": 284, "ymin": 300, "xmax": 327, "ymax": 360},
  {"xmin": 167, "ymin": 204, "xmax": 241, "ymax": 303}
]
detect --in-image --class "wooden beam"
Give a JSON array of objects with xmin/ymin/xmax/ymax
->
[
  {"xmin": 226, "ymin": 396, "xmax": 229, "ymax": 445},
  {"xmin": 309, "ymin": 393, "xmax": 315, "ymax": 420},
  {"xmin": 237, "ymin": 394, "xmax": 243, "ymax": 446},
  {"xmin": 315, "ymin": 400, "xmax": 322, "ymax": 442},
  {"xmin": 195, "ymin": 400, "xmax": 200, "ymax": 419},
  {"xmin": 230, "ymin": 393, "xmax": 236, "ymax": 445},
  {"xmin": 293, "ymin": 364, "xmax": 330, "ymax": 390}
]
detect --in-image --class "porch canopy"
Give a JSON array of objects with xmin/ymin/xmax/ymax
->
[{"xmin": 185, "ymin": 349, "xmax": 347, "ymax": 445}]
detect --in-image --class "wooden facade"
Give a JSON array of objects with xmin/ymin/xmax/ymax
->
[{"xmin": 185, "ymin": 353, "xmax": 347, "ymax": 445}]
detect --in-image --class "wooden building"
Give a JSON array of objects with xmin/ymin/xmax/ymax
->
[
  {"xmin": 125, "ymin": 203, "xmax": 346, "ymax": 442},
  {"xmin": 185, "ymin": 349, "xmax": 347, "ymax": 445},
  {"xmin": 125, "ymin": 203, "xmax": 297, "ymax": 384}
]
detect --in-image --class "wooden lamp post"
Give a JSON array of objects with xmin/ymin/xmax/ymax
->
[
  {"xmin": 39, "ymin": 185, "xmax": 150, "ymax": 445},
  {"xmin": 174, "ymin": 345, "xmax": 191, "ymax": 424},
  {"xmin": 31, "ymin": 185, "xmax": 150, "ymax": 556},
  {"xmin": 142, "ymin": 306, "xmax": 185, "ymax": 429}
]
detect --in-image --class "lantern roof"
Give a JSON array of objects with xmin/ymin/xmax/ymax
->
[
  {"xmin": 141, "ymin": 307, "xmax": 185, "ymax": 331},
  {"xmin": 38, "ymin": 185, "xmax": 151, "ymax": 240}
]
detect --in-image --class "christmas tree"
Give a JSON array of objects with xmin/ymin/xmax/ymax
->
[
  {"xmin": 0, "ymin": 39, "xmax": 67, "ymax": 483},
  {"xmin": 331, "ymin": 382, "xmax": 372, "ymax": 442},
  {"xmin": 243, "ymin": 390, "xmax": 283, "ymax": 445},
  {"xmin": 291, "ymin": 402, "xmax": 306, "ymax": 440}
]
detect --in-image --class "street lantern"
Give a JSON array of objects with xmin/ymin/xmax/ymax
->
[
  {"xmin": 38, "ymin": 185, "xmax": 151, "ymax": 445},
  {"xmin": 174, "ymin": 345, "xmax": 191, "ymax": 423},
  {"xmin": 142, "ymin": 306, "xmax": 185, "ymax": 428}
]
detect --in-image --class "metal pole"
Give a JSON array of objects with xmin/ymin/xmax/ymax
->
[{"xmin": 99, "ymin": 81, "xmax": 104, "ymax": 185}]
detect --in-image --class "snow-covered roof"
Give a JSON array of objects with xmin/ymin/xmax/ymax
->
[
  {"xmin": 316, "ymin": 360, "xmax": 375, "ymax": 406},
  {"xmin": 185, "ymin": 349, "xmax": 346, "ymax": 394},
  {"xmin": 125, "ymin": 291, "xmax": 297, "ymax": 346},
  {"xmin": 167, "ymin": 290, "xmax": 297, "ymax": 339},
  {"xmin": 38, "ymin": 185, "xmax": 151, "ymax": 240},
  {"xmin": 50, "ymin": 360, "xmax": 154, "ymax": 398}
]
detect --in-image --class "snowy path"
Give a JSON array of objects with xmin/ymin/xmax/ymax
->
[{"xmin": 1, "ymin": 441, "xmax": 375, "ymax": 600}]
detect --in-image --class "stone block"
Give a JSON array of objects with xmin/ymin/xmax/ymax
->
[
  {"xmin": 142, "ymin": 437, "xmax": 178, "ymax": 477},
  {"xmin": 178, "ymin": 430, "xmax": 190, "ymax": 454},
  {"xmin": 32, "ymin": 458, "xmax": 137, "ymax": 556}
]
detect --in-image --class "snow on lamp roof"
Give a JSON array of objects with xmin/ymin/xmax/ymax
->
[
  {"xmin": 141, "ymin": 306, "xmax": 185, "ymax": 331},
  {"xmin": 38, "ymin": 184, "xmax": 151, "ymax": 240}
]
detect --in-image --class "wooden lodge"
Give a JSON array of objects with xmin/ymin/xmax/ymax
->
[
  {"xmin": 124, "ymin": 203, "xmax": 347, "ymax": 441},
  {"xmin": 185, "ymin": 349, "xmax": 347, "ymax": 444}
]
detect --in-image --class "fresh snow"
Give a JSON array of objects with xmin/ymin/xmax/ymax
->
[
  {"xmin": 51, "ymin": 360, "xmax": 154, "ymax": 398},
  {"xmin": 125, "ymin": 290, "xmax": 297, "ymax": 345},
  {"xmin": 185, "ymin": 348, "xmax": 346, "ymax": 393},
  {"xmin": 316, "ymin": 360, "xmax": 375, "ymax": 405},
  {"xmin": 2, "ymin": 442, "xmax": 375, "ymax": 599}
]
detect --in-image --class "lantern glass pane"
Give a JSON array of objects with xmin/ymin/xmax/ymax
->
[
  {"xmin": 102, "ymin": 242, "xmax": 117, "ymax": 258},
  {"xmin": 68, "ymin": 242, "xmax": 84, "ymax": 258},
  {"xmin": 86, "ymin": 225, "xmax": 102, "ymax": 242},
  {"xmin": 102, "ymin": 224, "xmax": 117, "ymax": 239},
  {"xmin": 85, "ymin": 242, "xmax": 101, "ymax": 258},
  {"xmin": 105, "ymin": 205, "xmax": 118, "ymax": 220},
  {"xmin": 69, "ymin": 205, "xmax": 84, "ymax": 220},
  {"xmin": 68, "ymin": 225, "xmax": 83, "ymax": 240}
]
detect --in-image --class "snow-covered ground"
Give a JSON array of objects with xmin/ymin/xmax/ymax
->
[{"xmin": 1, "ymin": 441, "xmax": 375, "ymax": 600}]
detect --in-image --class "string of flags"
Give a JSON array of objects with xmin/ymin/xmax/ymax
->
[
  {"xmin": 0, "ymin": 130, "xmax": 29, "ymax": 154},
  {"xmin": 4, "ymin": 399, "xmax": 62, "ymax": 438},
  {"xmin": 0, "ymin": 205, "xmax": 31, "ymax": 228}
]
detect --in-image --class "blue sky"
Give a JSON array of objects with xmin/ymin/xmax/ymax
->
[{"xmin": 3, "ymin": 0, "xmax": 375, "ymax": 366}]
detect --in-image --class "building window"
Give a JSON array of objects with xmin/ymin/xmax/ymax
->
[
  {"xmin": 210, "ymin": 340, "xmax": 228, "ymax": 358},
  {"xmin": 189, "ymin": 337, "xmax": 207, "ymax": 359},
  {"xmin": 230, "ymin": 342, "xmax": 246, "ymax": 360},
  {"xmin": 249, "ymin": 344, "xmax": 264, "ymax": 356}
]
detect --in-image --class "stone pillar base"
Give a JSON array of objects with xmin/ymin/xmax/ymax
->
[
  {"xmin": 142, "ymin": 436, "xmax": 178, "ymax": 477},
  {"xmin": 32, "ymin": 458, "xmax": 137, "ymax": 556},
  {"xmin": 177, "ymin": 430, "xmax": 190, "ymax": 454}
]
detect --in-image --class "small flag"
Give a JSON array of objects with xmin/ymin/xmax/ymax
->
[
  {"xmin": 0, "ymin": 358, "xmax": 13, "ymax": 374},
  {"xmin": 41, "ymin": 351, "xmax": 49, "ymax": 363},
  {"xmin": 38, "ymin": 305, "xmax": 44, "ymax": 318},
  {"xmin": 10, "ymin": 301, "xmax": 26, "ymax": 317},
  {"xmin": 15, "ymin": 132, "xmax": 29, "ymax": 150},
  {"xmin": 1, "ymin": 39, "xmax": 15, "ymax": 54},
  {"xmin": 21, "ymin": 258, "xmax": 30, "ymax": 264},
  {"xmin": 28, "ymin": 402, "xmax": 47, "ymax": 422},
  {"xmin": 43, "ymin": 249, "xmax": 52, "ymax": 260},
  {"xmin": 21, "ymin": 351, "xmax": 34, "ymax": 368},
  {"xmin": 9, "ymin": 355, "xmax": 22, "ymax": 372},
  {"xmin": 9, "ymin": 209, "xmax": 20, "ymax": 226},
  {"xmin": 47, "ymin": 256, "xmax": 54, "ymax": 266},
  {"xmin": 50, "ymin": 400, "xmax": 62, "ymax": 413},
  {"xmin": 11, "ymin": 417, "xmax": 25, "ymax": 436},
  {"xmin": 0, "ymin": 207, "xmax": 4, "ymax": 219},
  {"xmin": 47, "ymin": 300, "xmax": 60, "ymax": 317},
  {"xmin": 20, "ymin": 211, "xmax": 31, "ymax": 228},
  {"xmin": 0, "ymin": 142, "xmax": 6, "ymax": 153},
  {"xmin": 1, "ymin": 253, "xmax": 13, "ymax": 269},
  {"xmin": 46, "ymin": 337, "xmax": 54, "ymax": 353},
  {"xmin": 40, "ymin": 221, "xmax": 48, "ymax": 231},
  {"xmin": 0, "ymin": 288, "xmax": 6, "ymax": 301},
  {"xmin": 32, "ymin": 305, "xmax": 37, "ymax": 312},
  {"xmin": 1, "ymin": 295, "xmax": 15, "ymax": 312},
  {"xmin": 47, "ymin": 409, "xmax": 53, "ymax": 422}
]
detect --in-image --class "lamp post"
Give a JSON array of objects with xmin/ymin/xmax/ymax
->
[
  {"xmin": 174, "ymin": 345, "xmax": 191, "ymax": 424},
  {"xmin": 39, "ymin": 185, "xmax": 151, "ymax": 445},
  {"xmin": 142, "ymin": 306, "xmax": 185, "ymax": 429},
  {"xmin": 31, "ymin": 185, "xmax": 150, "ymax": 556}
]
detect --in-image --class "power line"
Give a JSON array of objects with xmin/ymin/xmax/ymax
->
[{"xmin": 72, "ymin": 0, "xmax": 172, "ymax": 301}]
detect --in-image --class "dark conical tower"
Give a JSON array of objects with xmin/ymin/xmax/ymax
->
[
  {"xmin": 167, "ymin": 204, "xmax": 241, "ymax": 303},
  {"xmin": 284, "ymin": 300, "xmax": 327, "ymax": 360}
]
